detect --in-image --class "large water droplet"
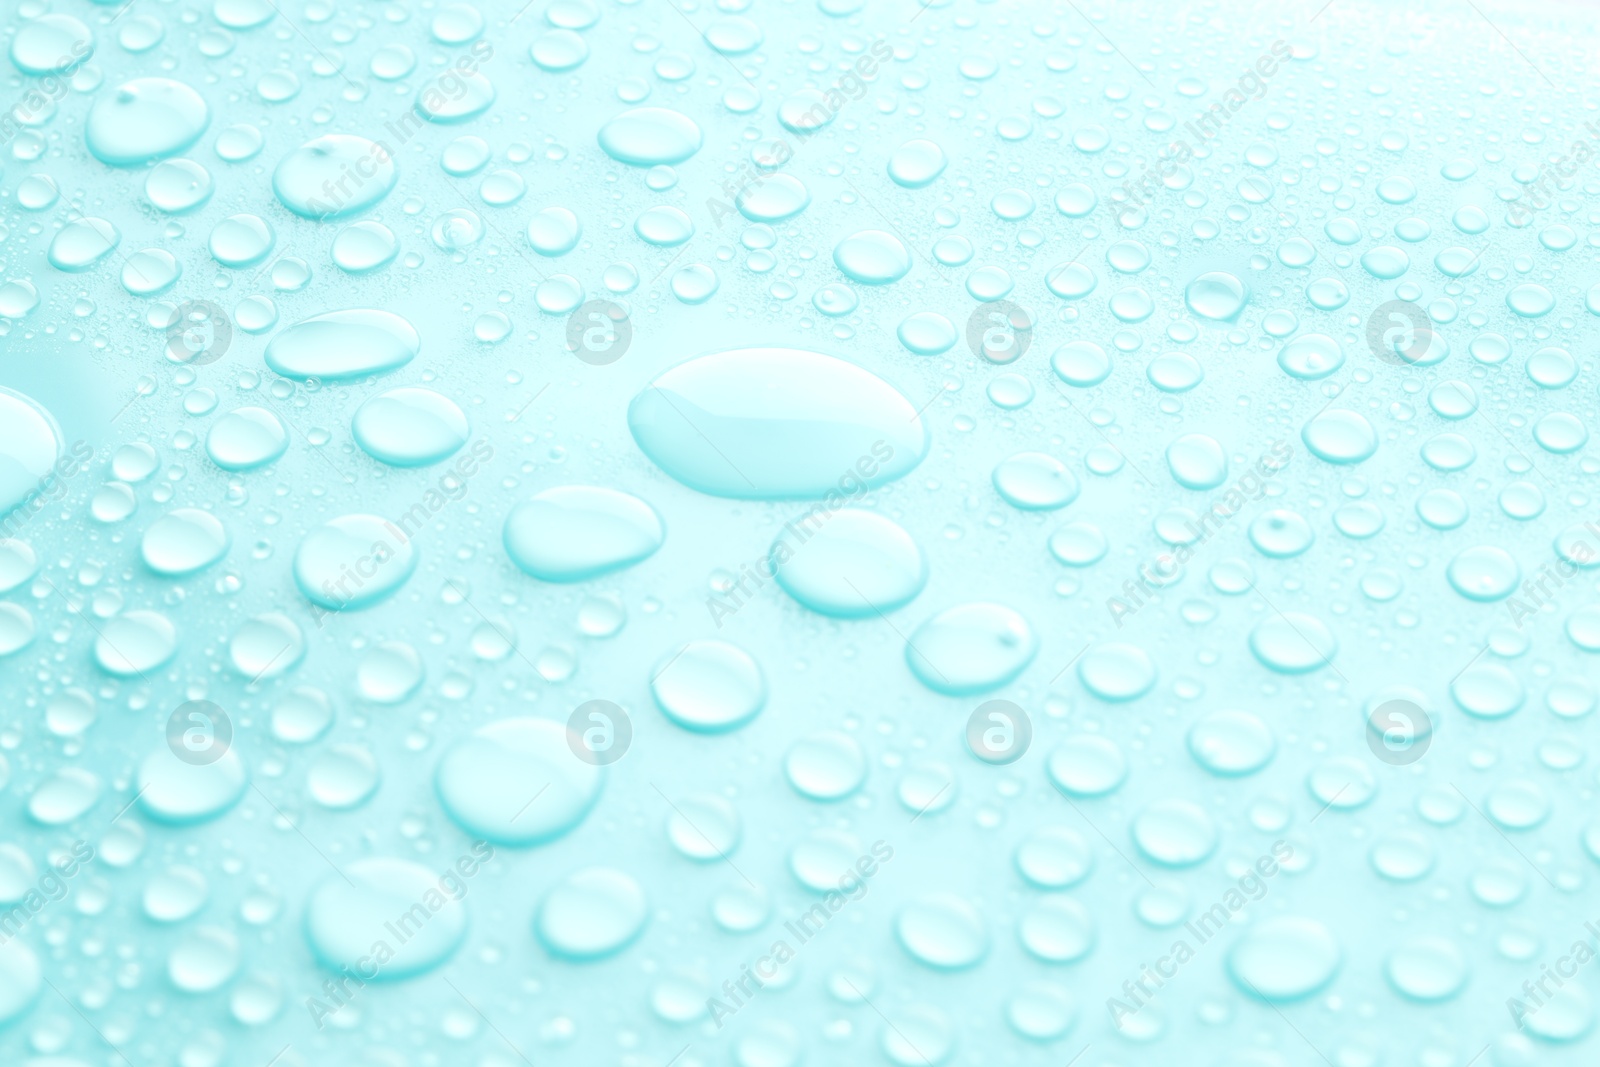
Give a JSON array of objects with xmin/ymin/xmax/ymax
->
[
  {"xmin": 888, "ymin": 139, "xmax": 948, "ymax": 188},
  {"xmin": 351, "ymin": 388, "xmax": 469, "ymax": 467},
  {"xmin": 652, "ymin": 639, "xmax": 766, "ymax": 732},
  {"xmin": 906, "ymin": 603, "xmax": 1038, "ymax": 696},
  {"xmin": 993, "ymin": 452, "xmax": 1080, "ymax": 509},
  {"xmin": 305, "ymin": 857, "xmax": 470, "ymax": 978},
  {"xmin": 0, "ymin": 940, "xmax": 41, "ymax": 1023},
  {"xmin": 137, "ymin": 746, "xmax": 247, "ymax": 824},
  {"xmin": 11, "ymin": 14, "xmax": 92, "ymax": 75},
  {"xmin": 273, "ymin": 135, "xmax": 398, "ymax": 219},
  {"xmin": 1131, "ymin": 799, "xmax": 1216, "ymax": 866},
  {"xmin": 503, "ymin": 486, "xmax": 664, "ymax": 582},
  {"xmin": 770, "ymin": 509, "xmax": 926, "ymax": 617},
  {"xmin": 896, "ymin": 894, "xmax": 988, "ymax": 970},
  {"xmin": 86, "ymin": 78, "xmax": 209, "ymax": 166},
  {"xmin": 628, "ymin": 348, "xmax": 928, "ymax": 500},
  {"xmin": 737, "ymin": 174, "xmax": 811, "ymax": 222},
  {"xmin": 94, "ymin": 610, "xmax": 178, "ymax": 676},
  {"xmin": 264, "ymin": 309, "xmax": 420, "ymax": 381},
  {"xmin": 205, "ymin": 407, "xmax": 288, "ymax": 471},
  {"xmin": 1184, "ymin": 271, "xmax": 1246, "ymax": 320},
  {"xmin": 1302, "ymin": 409, "xmax": 1377, "ymax": 464},
  {"xmin": 1077, "ymin": 643, "xmax": 1156, "ymax": 701},
  {"xmin": 1446, "ymin": 546, "xmax": 1519, "ymax": 602},
  {"xmin": 833, "ymin": 230, "xmax": 911, "ymax": 285},
  {"xmin": 1228, "ymin": 916, "xmax": 1341, "ymax": 1001},
  {"xmin": 140, "ymin": 508, "xmax": 229, "ymax": 576},
  {"xmin": 597, "ymin": 107, "xmax": 703, "ymax": 166},
  {"xmin": 0, "ymin": 387, "xmax": 63, "ymax": 516},
  {"xmin": 48, "ymin": 218, "xmax": 120, "ymax": 272},
  {"xmin": 293, "ymin": 514, "xmax": 417, "ymax": 611},
  {"xmin": 1248, "ymin": 613, "xmax": 1338, "ymax": 673},
  {"xmin": 435, "ymin": 718, "xmax": 601, "ymax": 845},
  {"xmin": 535, "ymin": 867, "xmax": 647, "ymax": 959}
]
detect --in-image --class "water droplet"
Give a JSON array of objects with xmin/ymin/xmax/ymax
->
[
  {"xmin": 834, "ymin": 230, "xmax": 911, "ymax": 285},
  {"xmin": 1277, "ymin": 333, "xmax": 1344, "ymax": 380},
  {"xmin": 141, "ymin": 508, "xmax": 229, "ymax": 576},
  {"xmin": 785, "ymin": 731, "xmax": 866, "ymax": 801},
  {"xmin": 896, "ymin": 894, "xmax": 988, "ymax": 970},
  {"xmin": 629, "ymin": 348, "xmax": 927, "ymax": 499},
  {"xmin": 1302, "ymin": 409, "xmax": 1377, "ymax": 464},
  {"xmin": 1248, "ymin": 613, "xmax": 1337, "ymax": 673},
  {"xmin": 906, "ymin": 603, "xmax": 1038, "ymax": 696},
  {"xmin": 652, "ymin": 639, "xmax": 765, "ymax": 732},
  {"xmin": 898, "ymin": 312, "xmax": 956, "ymax": 356},
  {"xmin": 305, "ymin": 857, "xmax": 469, "ymax": 978},
  {"xmin": 1132, "ymin": 799, "xmax": 1216, "ymax": 867},
  {"xmin": 597, "ymin": 107, "xmax": 702, "ymax": 166},
  {"xmin": 1077, "ymin": 642, "xmax": 1156, "ymax": 700},
  {"xmin": 1184, "ymin": 271, "xmax": 1246, "ymax": 320},
  {"xmin": 1229, "ymin": 916, "xmax": 1340, "ymax": 1001},
  {"xmin": 1046, "ymin": 735, "xmax": 1128, "ymax": 797},
  {"xmin": 95, "ymin": 610, "xmax": 178, "ymax": 676},
  {"xmin": 1187, "ymin": 710, "xmax": 1275, "ymax": 775},
  {"xmin": 87, "ymin": 78, "xmax": 209, "ymax": 166},
  {"xmin": 352, "ymin": 388, "xmax": 469, "ymax": 467},
  {"xmin": 264, "ymin": 309, "xmax": 419, "ymax": 381},
  {"xmin": 293, "ymin": 514, "xmax": 417, "ymax": 610},
  {"xmin": 993, "ymin": 452, "xmax": 1080, "ymax": 509},
  {"xmin": 737, "ymin": 174, "xmax": 810, "ymax": 222},
  {"xmin": 137, "ymin": 745, "xmax": 247, "ymax": 824},
  {"xmin": 206, "ymin": 407, "xmax": 287, "ymax": 471},
  {"xmin": 1446, "ymin": 546, "xmax": 1519, "ymax": 602},
  {"xmin": 48, "ymin": 217, "xmax": 120, "ymax": 272},
  {"xmin": 771, "ymin": 509, "xmax": 925, "ymax": 617},
  {"xmin": 888, "ymin": 139, "xmax": 947, "ymax": 188},
  {"xmin": 273, "ymin": 135, "xmax": 398, "ymax": 219},
  {"xmin": 503, "ymin": 486, "xmax": 664, "ymax": 582},
  {"xmin": 436, "ymin": 717, "xmax": 601, "ymax": 844},
  {"xmin": 536, "ymin": 867, "xmax": 646, "ymax": 959}
]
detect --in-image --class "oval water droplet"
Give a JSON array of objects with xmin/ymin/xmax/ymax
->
[
  {"xmin": 273, "ymin": 135, "xmax": 398, "ymax": 219},
  {"xmin": 535, "ymin": 867, "xmax": 647, "ymax": 959},
  {"xmin": 435, "ymin": 717, "xmax": 601, "ymax": 845},
  {"xmin": 293, "ymin": 514, "xmax": 417, "ymax": 611},
  {"xmin": 771, "ymin": 509, "xmax": 926, "ymax": 617},
  {"xmin": 305, "ymin": 857, "xmax": 468, "ymax": 978},
  {"xmin": 502, "ymin": 486, "xmax": 664, "ymax": 582},
  {"xmin": 906, "ymin": 603, "xmax": 1038, "ymax": 696},
  {"xmin": 1229, "ymin": 916, "xmax": 1341, "ymax": 1001},
  {"xmin": 628, "ymin": 348, "xmax": 928, "ymax": 499},
  {"xmin": 351, "ymin": 388, "xmax": 469, "ymax": 467},
  {"xmin": 264, "ymin": 309, "xmax": 419, "ymax": 381},
  {"xmin": 597, "ymin": 107, "xmax": 703, "ymax": 166},
  {"xmin": 651, "ymin": 639, "xmax": 766, "ymax": 732},
  {"xmin": 86, "ymin": 78, "xmax": 209, "ymax": 165}
]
